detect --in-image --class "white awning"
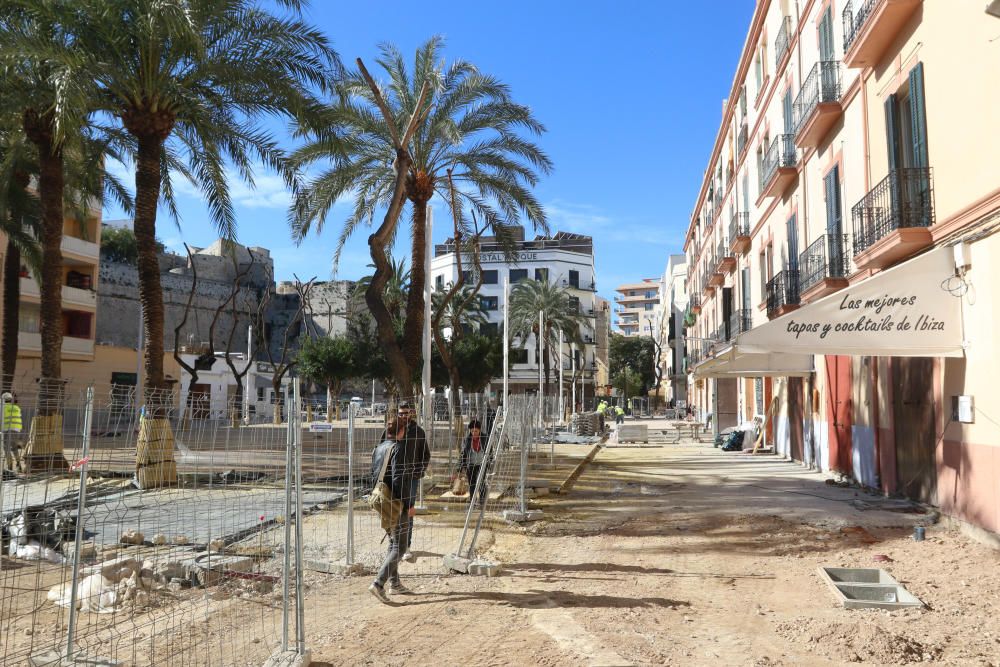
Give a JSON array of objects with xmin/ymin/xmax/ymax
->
[
  {"xmin": 692, "ymin": 345, "xmax": 814, "ymax": 379},
  {"xmin": 735, "ymin": 245, "xmax": 965, "ymax": 358}
]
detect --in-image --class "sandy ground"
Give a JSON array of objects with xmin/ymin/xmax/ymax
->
[{"xmin": 298, "ymin": 430, "xmax": 1000, "ymax": 667}]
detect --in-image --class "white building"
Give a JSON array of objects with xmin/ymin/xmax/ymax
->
[
  {"xmin": 613, "ymin": 279, "xmax": 660, "ymax": 336},
  {"xmin": 656, "ymin": 254, "xmax": 688, "ymax": 406},
  {"xmin": 431, "ymin": 227, "xmax": 600, "ymax": 398}
]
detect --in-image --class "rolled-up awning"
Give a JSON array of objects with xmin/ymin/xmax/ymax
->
[
  {"xmin": 692, "ymin": 345, "xmax": 813, "ymax": 379},
  {"xmin": 735, "ymin": 245, "xmax": 965, "ymax": 358}
]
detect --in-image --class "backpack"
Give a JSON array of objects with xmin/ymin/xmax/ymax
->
[{"xmin": 368, "ymin": 440, "xmax": 403, "ymax": 533}]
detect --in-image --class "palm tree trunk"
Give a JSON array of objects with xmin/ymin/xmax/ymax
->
[
  {"xmin": 2, "ymin": 239, "xmax": 21, "ymax": 393},
  {"xmin": 133, "ymin": 131, "xmax": 176, "ymax": 487},
  {"xmin": 403, "ymin": 198, "xmax": 428, "ymax": 375},
  {"xmin": 21, "ymin": 112, "xmax": 68, "ymax": 472}
]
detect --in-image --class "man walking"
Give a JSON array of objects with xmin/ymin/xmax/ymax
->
[
  {"xmin": 2, "ymin": 392, "xmax": 24, "ymax": 477},
  {"xmin": 380, "ymin": 401, "xmax": 429, "ymax": 565}
]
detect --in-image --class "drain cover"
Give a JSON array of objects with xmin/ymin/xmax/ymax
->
[{"xmin": 818, "ymin": 567, "xmax": 923, "ymax": 610}]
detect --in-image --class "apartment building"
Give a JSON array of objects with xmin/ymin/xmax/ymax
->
[
  {"xmin": 685, "ymin": 1, "xmax": 1000, "ymax": 540},
  {"xmin": 8, "ymin": 207, "xmax": 102, "ymax": 376},
  {"xmin": 656, "ymin": 255, "xmax": 688, "ymax": 406},
  {"xmin": 431, "ymin": 226, "xmax": 603, "ymax": 396},
  {"xmin": 613, "ymin": 279, "xmax": 660, "ymax": 337}
]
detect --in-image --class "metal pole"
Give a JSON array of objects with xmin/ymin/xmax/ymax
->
[
  {"xmin": 243, "ymin": 324, "xmax": 252, "ymax": 425},
  {"xmin": 293, "ymin": 379, "xmax": 306, "ymax": 653},
  {"xmin": 65, "ymin": 387, "xmax": 95, "ymax": 662},
  {"xmin": 558, "ymin": 329, "xmax": 564, "ymax": 423},
  {"xmin": 346, "ymin": 402, "xmax": 355, "ymax": 565},
  {"xmin": 502, "ymin": 278, "xmax": 509, "ymax": 400},
  {"xmin": 537, "ymin": 311, "xmax": 544, "ymax": 427},
  {"xmin": 371, "ymin": 379, "xmax": 375, "ymax": 412},
  {"xmin": 461, "ymin": 407, "xmax": 506, "ymax": 558},
  {"xmin": 136, "ymin": 302, "xmax": 144, "ymax": 390},
  {"xmin": 281, "ymin": 383, "xmax": 292, "ymax": 652},
  {"xmin": 419, "ymin": 204, "xmax": 433, "ymax": 511},
  {"xmin": 570, "ymin": 343, "xmax": 576, "ymax": 416},
  {"xmin": 0, "ymin": 393, "xmax": 5, "ymax": 579}
]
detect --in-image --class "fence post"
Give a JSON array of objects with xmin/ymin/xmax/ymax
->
[
  {"xmin": 346, "ymin": 402, "xmax": 355, "ymax": 566},
  {"xmin": 281, "ymin": 384, "xmax": 293, "ymax": 652},
  {"xmin": 293, "ymin": 378, "xmax": 306, "ymax": 654},
  {"xmin": 0, "ymin": 393, "xmax": 5, "ymax": 579},
  {"xmin": 65, "ymin": 386, "xmax": 95, "ymax": 662}
]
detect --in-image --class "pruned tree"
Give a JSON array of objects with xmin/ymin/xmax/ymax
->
[
  {"xmin": 297, "ymin": 336, "xmax": 355, "ymax": 421},
  {"xmin": 172, "ymin": 244, "xmax": 201, "ymax": 427}
]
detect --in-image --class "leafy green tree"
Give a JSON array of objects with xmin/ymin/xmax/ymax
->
[
  {"xmin": 508, "ymin": 279, "xmax": 586, "ymax": 395},
  {"xmin": 296, "ymin": 336, "xmax": 356, "ymax": 421},
  {"xmin": 609, "ymin": 334, "xmax": 656, "ymax": 394},
  {"xmin": 431, "ymin": 332, "xmax": 502, "ymax": 393},
  {"xmin": 612, "ymin": 367, "xmax": 642, "ymax": 405},
  {"xmin": 290, "ymin": 36, "xmax": 552, "ymax": 392}
]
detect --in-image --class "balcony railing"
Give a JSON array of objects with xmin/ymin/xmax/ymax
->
[
  {"xmin": 851, "ymin": 168, "xmax": 934, "ymax": 255},
  {"xmin": 799, "ymin": 234, "xmax": 850, "ymax": 293},
  {"xmin": 689, "ymin": 293, "xmax": 701, "ymax": 309},
  {"xmin": 775, "ymin": 16, "xmax": 793, "ymax": 68},
  {"xmin": 843, "ymin": 0, "xmax": 875, "ymax": 54},
  {"xmin": 737, "ymin": 121, "xmax": 749, "ymax": 157},
  {"xmin": 729, "ymin": 212, "xmax": 750, "ymax": 243},
  {"xmin": 728, "ymin": 309, "xmax": 753, "ymax": 339},
  {"xmin": 793, "ymin": 61, "xmax": 842, "ymax": 134},
  {"xmin": 766, "ymin": 269, "xmax": 801, "ymax": 316},
  {"xmin": 760, "ymin": 134, "xmax": 797, "ymax": 193}
]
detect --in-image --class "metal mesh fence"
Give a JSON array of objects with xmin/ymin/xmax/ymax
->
[{"xmin": 2, "ymin": 380, "xmax": 558, "ymax": 664}]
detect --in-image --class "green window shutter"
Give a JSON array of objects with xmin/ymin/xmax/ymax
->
[
  {"xmin": 908, "ymin": 62, "xmax": 928, "ymax": 169},
  {"xmin": 824, "ymin": 166, "xmax": 842, "ymax": 236},
  {"xmin": 884, "ymin": 94, "xmax": 900, "ymax": 172},
  {"xmin": 819, "ymin": 8, "xmax": 835, "ymax": 60}
]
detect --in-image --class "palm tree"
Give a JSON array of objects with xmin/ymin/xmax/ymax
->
[
  {"xmin": 0, "ymin": 118, "xmax": 41, "ymax": 393},
  {"xmin": 508, "ymin": 279, "xmax": 587, "ymax": 396},
  {"xmin": 291, "ymin": 36, "xmax": 552, "ymax": 392},
  {"xmin": 1, "ymin": 4, "xmax": 94, "ymax": 430},
  {"xmin": 353, "ymin": 256, "xmax": 410, "ymax": 326},
  {"xmin": 71, "ymin": 0, "xmax": 337, "ymax": 486}
]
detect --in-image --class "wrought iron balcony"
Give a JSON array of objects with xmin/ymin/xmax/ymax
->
[
  {"xmin": 842, "ymin": 0, "xmax": 921, "ymax": 69},
  {"xmin": 728, "ymin": 309, "xmax": 753, "ymax": 339},
  {"xmin": 775, "ymin": 16, "xmax": 793, "ymax": 68},
  {"xmin": 760, "ymin": 134, "xmax": 797, "ymax": 198},
  {"xmin": 793, "ymin": 61, "xmax": 843, "ymax": 147},
  {"xmin": 715, "ymin": 239, "xmax": 735, "ymax": 274},
  {"xmin": 729, "ymin": 212, "xmax": 751, "ymax": 254},
  {"xmin": 852, "ymin": 168, "xmax": 934, "ymax": 259},
  {"xmin": 689, "ymin": 293, "xmax": 701, "ymax": 312},
  {"xmin": 766, "ymin": 269, "xmax": 801, "ymax": 317},
  {"xmin": 799, "ymin": 234, "xmax": 850, "ymax": 295}
]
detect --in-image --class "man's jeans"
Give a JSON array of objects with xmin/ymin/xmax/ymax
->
[{"xmin": 376, "ymin": 512, "xmax": 411, "ymax": 587}]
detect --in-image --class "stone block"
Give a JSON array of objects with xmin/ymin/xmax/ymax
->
[{"xmin": 263, "ymin": 649, "xmax": 312, "ymax": 667}]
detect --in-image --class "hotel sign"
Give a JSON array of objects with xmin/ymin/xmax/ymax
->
[{"xmin": 462, "ymin": 252, "xmax": 539, "ymax": 264}]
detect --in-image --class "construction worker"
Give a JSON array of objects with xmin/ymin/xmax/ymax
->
[
  {"xmin": 2, "ymin": 392, "xmax": 24, "ymax": 475},
  {"xmin": 614, "ymin": 405, "xmax": 625, "ymax": 425}
]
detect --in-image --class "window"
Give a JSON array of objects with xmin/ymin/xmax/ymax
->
[
  {"xmin": 534, "ymin": 268, "xmax": 549, "ymax": 282},
  {"xmin": 509, "ymin": 268, "xmax": 528, "ymax": 283},
  {"xmin": 644, "ymin": 303, "xmax": 654, "ymax": 311},
  {"xmin": 257, "ymin": 387, "xmax": 265, "ymax": 401},
  {"xmin": 435, "ymin": 275, "xmax": 444, "ymax": 290},
  {"xmin": 756, "ymin": 146, "xmax": 765, "ymax": 194},
  {"xmin": 568, "ymin": 270, "xmax": 580, "ymax": 288},
  {"xmin": 824, "ymin": 165, "xmax": 843, "ymax": 237},
  {"xmin": 786, "ymin": 214, "xmax": 798, "ymax": 270},
  {"xmin": 758, "ymin": 250, "xmax": 767, "ymax": 298},
  {"xmin": 568, "ymin": 296, "xmax": 580, "ymax": 312},
  {"xmin": 645, "ymin": 291, "xmax": 656, "ymax": 299},
  {"xmin": 739, "ymin": 85, "xmax": 747, "ymax": 118},
  {"xmin": 461, "ymin": 270, "xmax": 473, "ymax": 284},
  {"xmin": 480, "ymin": 322, "xmax": 498, "ymax": 335},
  {"xmin": 511, "ymin": 348, "xmax": 528, "ymax": 364},
  {"xmin": 482, "ymin": 270, "xmax": 498, "ymax": 285},
  {"xmin": 754, "ymin": 51, "xmax": 763, "ymax": 92},
  {"xmin": 818, "ymin": 7, "xmax": 835, "ymax": 61},
  {"xmin": 480, "ymin": 296, "xmax": 498, "ymax": 311}
]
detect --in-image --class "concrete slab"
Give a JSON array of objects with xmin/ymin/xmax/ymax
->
[
  {"xmin": 502, "ymin": 509, "xmax": 544, "ymax": 523},
  {"xmin": 263, "ymin": 649, "xmax": 311, "ymax": 667},
  {"xmin": 28, "ymin": 650, "xmax": 122, "ymax": 666},
  {"xmin": 304, "ymin": 559, "xmax": 367, "ymax": 576},
  {"xmin": 817, "ymin": 566, "xmax": 924, "ymax": 610}
]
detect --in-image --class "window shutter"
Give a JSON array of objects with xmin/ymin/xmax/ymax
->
[
  {"xmin": 884, "ymin": 94, "xmax": 900, "ymax": 172},
  {"xmin": 819, "ymin": 9, "xmax": 834, "ymax": 60},
  {"xmin": 824, "ymin": 166, "xmax": 841, "ymax": 236},
  {"xmin": 908, "ymin": 62, "xmax": 928, "ymax": 169}
]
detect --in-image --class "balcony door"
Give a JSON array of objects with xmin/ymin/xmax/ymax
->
[
  {"xmin": 824, "ymin": 166, "xmax": 844, "ymax": 277},
  {"xmin": 818, "ymin": 8, "xmax": 838, "ymax": 96},
  {"xmin": 885, "ymin": 62, "xmax": 931, "ymax": 228}
]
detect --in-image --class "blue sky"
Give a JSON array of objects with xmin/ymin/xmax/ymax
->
[{"xmin": 103, "ymin": 1, "xmax": 755, "ymax": 307}]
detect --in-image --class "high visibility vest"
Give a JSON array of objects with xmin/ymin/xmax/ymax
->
[{"xmin": 2, "ymin": 403, "xmax": 22, "ymax": 432}]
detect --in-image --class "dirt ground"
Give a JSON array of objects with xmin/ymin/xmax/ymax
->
[{"xmin": 300, "ymin": 435, "xmax": 1000, "ymax": 667}]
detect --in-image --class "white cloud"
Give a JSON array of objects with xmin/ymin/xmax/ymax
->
[{"xmin": 544, "ymin": 199, "xmax": 673, "ymax": 246}]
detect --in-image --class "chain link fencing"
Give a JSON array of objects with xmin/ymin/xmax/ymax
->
[{"xmin": 2, "ymin": 379, "xmax": 564, "ymax": 665}]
